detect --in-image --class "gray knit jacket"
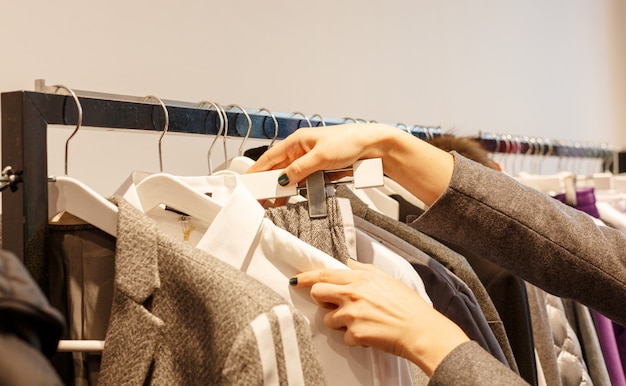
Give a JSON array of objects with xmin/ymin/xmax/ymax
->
[{"xmin": 412, "ymin": 153, "xmax": 626, "ymax": 385}]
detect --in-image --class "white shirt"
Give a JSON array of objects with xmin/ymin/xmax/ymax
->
[{"xmin": 115, "ymin": 173, "xmax": 415, "ymax": 386}]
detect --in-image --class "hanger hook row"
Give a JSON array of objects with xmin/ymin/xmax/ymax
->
[
  {"xmin": 52, "ymin": 84, "xmax": 83, "ymax": 176},
  {"xmin": 197, "ymin": 101, "xmax": 224, "ymax": 175},
  {"xmin": 143, "ymin": 95, "xmax": 169, "ymax": 173},
  {"xmin": 395, "ymin": 123, "xmax": 410, "ymax": 134}
]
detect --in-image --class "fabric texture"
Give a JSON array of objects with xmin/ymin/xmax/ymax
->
[
  {"xmin": 0, "ymin": 334, "xmax": 64, "ymax": 386},
  {"xmin": 562, "ymin": 299, "xmax": 612, "ymax": 386},
  {"xmin": 266, "ymin": 197, "xmax": 433, "ymax": 307},
  {"xmin": 410, "ymin": 153, "xmax": 626, "ymax": 327},
  {"xmin": 353, "ymin": 215, "xmax": 508, "ymax": 367},
  {"xmin": 335, "ymin": 185, "xmax": 519, "ymax": 374},
  {"xmin": 429, "ymin": 341, "xmax": 529, "ymax": 386},
  {"xmin": 526, "ymin": 283, "xmax": 563, "ymax": 386},
  {"xmin": 191, "ymin": 184, "xmax": 414, "ymax": 386},
  {"xmin": 0, "ymin": 249, "xmax": 65, "ymax": 385},
  {"xmin": 264, "ymin": 196, "xmax": 353, "ymax": 264},
  {"xmin": 117, "ymin": 172, "xmax": 415, "ymax": 385},
  {"xmin": 458, "ymin": 246, "xmax": 537, "ymax": 385},
  {"xmin": 0, "ymin": 249, "xmax": 65, "ymax": 357},
  {"xmin": 544, "ymin": 293, "xmax": 592, "ymax": 386},
  {"xmin": 47, "ymin": 223, "xmax": 115, "ymax": 385},
  {"xmin": 553, "ymin": 187, "xmax": 601, "ymax": 219},
  {"xmin": 98, "ymin": 196, "xmax": 326, "ymax": 385},
  {"xmin": 410, "ymin": 153, "xmax": 626, "ymax": 384},
  {"xmin": 592, "ymin": 311, "xmax": 626, "ymax": 386}
]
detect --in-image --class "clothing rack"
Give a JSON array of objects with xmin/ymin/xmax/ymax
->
[
  {"xmin": 477, "ymin": 132, "xmax": 615, "ymax": 170},
  {"xmin": 0, "ymin": 81, "xmax": 427, "ymax": 283},
  {"xmin": 478, "ymin": 132, "xmax": 613, "ymax": 159},
  {"xmin": 0, "ymin": 81, "xmax": 617, "ymax": 286}
]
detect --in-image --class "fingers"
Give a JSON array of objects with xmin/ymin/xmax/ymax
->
[
  {"xmin": 247, "ymin": 126, "xmax": 359, "ymax": 188},
  {"xmin": 278, "ymin": 150, "xmax": 328, "ymax": 188},
  {"xmin": 290, "ymin": 268, "xmax": 354, "ymax": 288}
]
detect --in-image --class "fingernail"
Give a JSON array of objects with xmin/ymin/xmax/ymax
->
[
  {"xmin": 289, "ymin": 277, "xmax": 298, "ymax": 286},
  {"xmin": 278, "ymin": 173, "xmax": 290, "ymax": 187}
]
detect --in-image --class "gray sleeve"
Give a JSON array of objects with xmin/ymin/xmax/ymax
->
[
  {"xmin": 428, "ymin": 341, "xmax": 529, "ymax": 386},
  {"xmin": 410, "ymin": 152, "xmax": 626, "ymax": 326}
]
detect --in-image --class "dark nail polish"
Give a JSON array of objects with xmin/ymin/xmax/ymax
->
[
  {"xmin": 278, "ymin": 173, "xmax": 290, "ymax": 187},
  {"xmin": 289, "ymin": 277, "xmax": 298, "ymax": 286}
]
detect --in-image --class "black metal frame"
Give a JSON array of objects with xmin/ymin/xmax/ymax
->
[{"xmin": 0, "ymin": 90, "xmax": 333, "ymax": 283}]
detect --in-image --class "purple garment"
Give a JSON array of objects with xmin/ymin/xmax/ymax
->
[
  {"xmin": 616, "ymin": 322, "xmax": 626, "ymax": 371},
  {"xmin": 553, "ymin": 188, "xmax": 626, "ymax": 383},
  {"xmin": 553, "ymin": 187, "xmax": 601, "ymax": 218},
  {"xmin": 593, "ymin": 311, "xmax": 626, "ymax": 386}
]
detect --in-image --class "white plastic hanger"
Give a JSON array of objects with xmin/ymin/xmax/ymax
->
[
  {"xmin": 50, "ymin": 85, "xmax": 118, "ymax": 353},
  {"xmin": 382, "ymin": 176, "xmax": 428, "ymax": 210},
  {"xmin": 135, "ymin": 172, "xmax": 224, "ymax": 222},
  {"xmin": 343, "ymin": 123, "xmax": 403, "ymax": 220},
  {"xmin": 49, "ymin": 176, "xmax": 118, "ymax": 236},
  {"xmin": 350, "ymin": 186, "xmax": 400, "ymax": 220},
  {"xmin": 47, "ymin": 84, "xmax": 118, "ymax": 237}
]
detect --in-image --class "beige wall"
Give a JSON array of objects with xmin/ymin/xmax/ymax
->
[{"xmin": 1, "ymin": 0, "xmax": 625, "ymax": 193}]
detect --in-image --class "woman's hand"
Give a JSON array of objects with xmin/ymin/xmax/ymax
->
[
  {"xmin": 247, "ymin": 124, "xmax": 392, "ymax": 187},
  {"xmin": 247, "ymin": 123, "xmax": 455, "ymax": 206},
  {"xmin": 291, "ymin": 258, "xmax": 470, "ymax": 377}
]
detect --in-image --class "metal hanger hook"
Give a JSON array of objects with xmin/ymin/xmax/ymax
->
[
  {"xmin": 143, "ymin": 95, "xmax": 169, "ymax": 173},
  {"xmin": 310, "ymin": 114, "xmax": 326, "ymax": 127},
  {"xmin": 217, "ymin": 104, "xmax": 229, "ymax": 165},
  {"xmin": 225, "ymin": 104, "xmax": 252, "ymax": 156},
  {"xmin": 292, "ymin": 112, "xmax": 312, "ymax": 128},
  {"xmin": 52, "ymin": 84, "xmax": 83, "ymax": 176},
  {"xmin": 257, "ymin": 107, "xmax": 279, "ymax": 148},
  {"xmin": 396, "ymin": 123, "xmax": 410, "ymax": 134},
  {"xmin": 197, "ymin": 101, "xmax": 224, "ymax": 175}
]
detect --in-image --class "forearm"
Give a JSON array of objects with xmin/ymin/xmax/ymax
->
[
  {"xmin": 412, "ymin": 154, "xmax": 626, "ymax": 325},
  {"xmin": 364, "ymin": 125, "xmax": 454, "ymax": 206}
]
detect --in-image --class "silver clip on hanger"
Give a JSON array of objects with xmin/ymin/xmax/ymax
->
[{"xmin": 303, "ymin": 158, "xmax": 384, "ymax": 218}]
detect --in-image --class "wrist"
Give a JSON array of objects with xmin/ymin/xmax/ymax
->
[
  {"xmin": 376, "ymin": 126, "xmax": 454, "ymax": 206},
  {"xmin": 402, "ymin": 319, "xmax": 470, "ymax": 377}
]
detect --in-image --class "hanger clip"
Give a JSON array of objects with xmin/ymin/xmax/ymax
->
[{"xmin": 305, "ymin": 158, "xmax": 384, "ymax": 218}]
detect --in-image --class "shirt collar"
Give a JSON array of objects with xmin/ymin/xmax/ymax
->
[{"xmin": 193, "ymin": 180, "xmax": 266, "ymax": 269}]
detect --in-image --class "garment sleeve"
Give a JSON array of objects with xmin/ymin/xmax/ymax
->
[
  {"xmin": 410, "ymin": 153, "xmax": 626, "ymax": 326},
  {"xmin": 428, "ymin": 341, "xmax": 529, "ymax": 386},
  {"xmin": 222, "ymin": 305, "xmax": 326, "ymax": 386}
]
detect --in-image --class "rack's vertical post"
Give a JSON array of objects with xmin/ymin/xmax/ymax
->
[{"xmin": 1, "ymin": 91, "xmax": 49, "ymax": 288}]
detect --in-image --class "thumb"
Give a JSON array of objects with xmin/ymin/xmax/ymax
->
[{"xmin": 278, "ymin": 151, "xmax": 326, "ymax": 187}]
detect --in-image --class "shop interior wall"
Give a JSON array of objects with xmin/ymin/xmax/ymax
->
[{"xmin": 1, "ymin": 0, "xmax": 625, "ymax": 196}]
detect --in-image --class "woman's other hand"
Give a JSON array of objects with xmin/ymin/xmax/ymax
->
[{"xmin": 290, "ymin": 258, "xmax": 470, "ymax": 376}]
